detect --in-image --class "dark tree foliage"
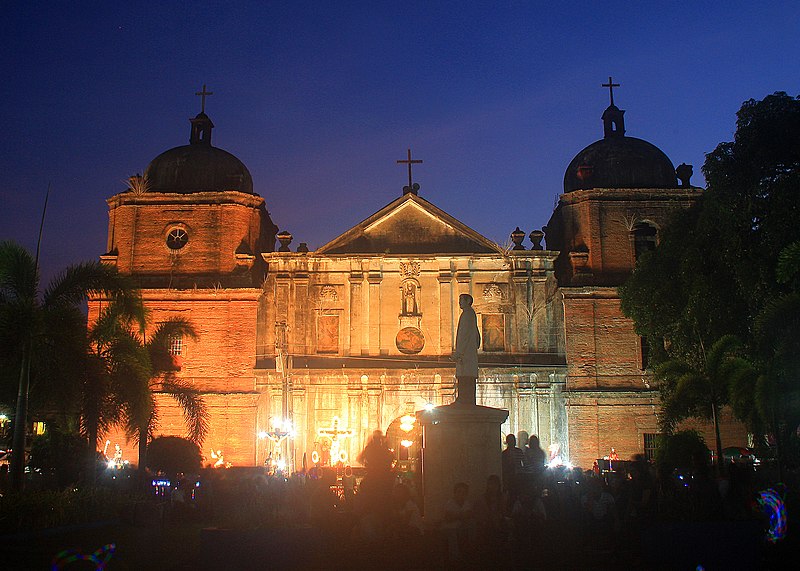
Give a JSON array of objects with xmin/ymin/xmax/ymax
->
[
  {"xmin": 655, "ymin": 430, "xmax": 710, "ymax": 473},
  {"xmin": 146, "ymin": 435, "xmax": 202, "ymax": 475},
  {"xmin": 620, "ymin": 206, "xmax": 749, "ymax": 366},
  {"xmin": 703, "ymin": 92, "xmax": 800, "ymax": 314},
  {"xmin": 620, "ymin": 92, "xmax": 800, "ymax": 444},
  {"xmin": 28, "ymin": 427, "xmax": 88, "ymax": 488}
]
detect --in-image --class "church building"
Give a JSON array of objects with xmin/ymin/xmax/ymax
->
[{"xmin": 91, "ymin": 86, "xmax": 746, "ymax": 470}]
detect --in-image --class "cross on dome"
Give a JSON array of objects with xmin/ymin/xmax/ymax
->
[
  {"xmin": 195, "ymin": 84, "xmax": 214, "ymax": 113},
  {"xmin": 602, "ymin": 76, "xmax": 620, "ymax": 107}
]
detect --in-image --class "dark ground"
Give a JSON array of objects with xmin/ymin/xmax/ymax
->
[{"xmin": 2, "ymin": 514, "xmax": 798, "ymax": 570}]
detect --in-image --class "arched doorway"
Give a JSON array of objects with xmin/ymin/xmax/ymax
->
[{"xmin": 385, "ymin": 411, "xmax": 421, "ymax": 476}]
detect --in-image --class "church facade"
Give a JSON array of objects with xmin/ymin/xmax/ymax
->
[{"xmin": 91, "ymin": 93, "xmax": 746, "ymax": 470}]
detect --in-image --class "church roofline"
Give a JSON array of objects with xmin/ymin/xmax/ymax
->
[
  {"xmin": 314, "ymin": 192, "xmax": 504, "ymax": 255},
  {"xmin": 107, "ymin": 189, "xmax": 265, "ymax": 209}
]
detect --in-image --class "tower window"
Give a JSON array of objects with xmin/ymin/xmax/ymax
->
[
  {"xmin": 643, "ymin": 433, "xmax": 659, "ymax": 461},
  {"xmin": 166, "ymin": 228, "xmax": 188, "ymax": 250},
  {"xmin": 640, "ymin": 336, "xmax": 650, "ymax": 370},
  {"xmin": 169, "ymin": 334, "xmax": 183, "ymax": 356},
  {"xmin": 632, "ymin": 222, "xmax": 657, "ymax": 261}
]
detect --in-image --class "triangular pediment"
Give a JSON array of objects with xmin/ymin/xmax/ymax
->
[{"xmin": 316, "ymin": 194, "xmax": 501, "ymax": 255}]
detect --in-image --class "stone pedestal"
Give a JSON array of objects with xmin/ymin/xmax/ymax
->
[{"xmin": 417, "ymin": 402, "xmax": 509, "ymax": 524}]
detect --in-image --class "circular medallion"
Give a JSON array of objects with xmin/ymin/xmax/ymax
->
[{"xmin": 396, "ymin": 327, "xmax": 425, "ymax": 354}]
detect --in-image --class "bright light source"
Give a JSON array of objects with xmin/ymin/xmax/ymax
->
[
  {"xmin": 400, "ymin": 439, "xmax": 413, "ymax": 448},
  {"xmin": 400, "ymin": 414, "xmax": 416, "ymax": 432},
  {"xmin": 424, "ymin": 403, "xmax": 435, "ymax": 412},
  {"xmin": 258, "ymin": 431, "xmax": 268, "ymax": 439}
]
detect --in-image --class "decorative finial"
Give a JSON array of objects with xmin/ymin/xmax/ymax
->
[
  {"xmin": 676, "ymin": 163, "xmax": 693, "ymax": 187},
  {"xmin": 397, "ymin": 148, "xmax": 423, "ymax": 195},
  {"xmin": 195, "ymin": 84, "xmax": 213, "ymax": 113},
  {"xmin": 602, "ymin": 76, "xmax": 620, "ymax": 107},
  {"xmin": 510, "ymin": 227, "xmax": 526, "ymax": 250},
  {"xmin": 276, "ymin": 231, "xmax": 293, "ymax": 252}
]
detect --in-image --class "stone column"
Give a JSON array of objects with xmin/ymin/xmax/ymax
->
[
  {"xmin": 367, "ymin": 271, "xmax": 382, "ymax": 355},
  {"xmin": 349, "ymin": 271, "xmax": 363, "ymax": 355},
  {"xmin": 347, "ymin": 379, "xmax": 363, "ymax": 460},
  {"xmin": 438, "ymin": 266, "xmax": 453, "ymax": 354},
  {"xmin": 291, "ymin": 386, "xmax": 306, "ymax": 472},
  {"xmin": 367, "ymin": 386, "xmax": 383, "ymax": 432}
]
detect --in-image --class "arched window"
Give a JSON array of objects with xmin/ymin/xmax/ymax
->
[{"xmin": 632, "ymin": 222, "xmax": 657, "ymax": 261}]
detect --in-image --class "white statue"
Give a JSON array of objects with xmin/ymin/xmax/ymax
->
[{"xmin": 453, "ymin": 293, "xmax": 480, "ymax": 404}]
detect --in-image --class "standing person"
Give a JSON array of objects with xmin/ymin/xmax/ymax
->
[
  {"xmin": 443, "ymin": 482, "xmax": 476, "ymax": 562},
  {"xmin": 357, "ymin": 430, "xmax": 394, "ymax": 525},
  {"xmin": 524, "ymin": 435, "xmax": 546, "ymax": 469},
  {"xmin": 502, "ymin": 434, "xmax": 525, "ymax": 511},
  {"xmin": 453, "ymin": 294, "xmax": 481, "ymax": 404},
  {"xmin": 342, "ymin": 464, "xmax": 356, "ymax": 507}
]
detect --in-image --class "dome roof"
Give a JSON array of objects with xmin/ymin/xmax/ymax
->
[
  {"xmin": 563, "ymin": 104, "xmax": 677, "ymax": 193},
  {"xmin": 144, "ymin": 112, "xmax": 254, "ymax": 194}
]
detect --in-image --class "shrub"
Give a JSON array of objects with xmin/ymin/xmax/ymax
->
[
  {"xmin": 146, "ymin": 436, "xmax": 201, "ymax": 475},
  {"xmin": 655, "ymin": 430, "xmax": 710, "ymax": 473}
]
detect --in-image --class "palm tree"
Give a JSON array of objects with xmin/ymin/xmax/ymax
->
[
  {"xmin": 731, "ymin": 241, "xmax": 800, "ymax": 474},
  {"xmin": 115, "ymin": 314, "xmax": 207, "ymax": 480},
  {"xmin": 0, "ymin": 240, "xmax": 137, "ymax": 490},
  {"xmin": 82, "ymin": 298, "xmax": 148, "ymax": 481},
  {"xmin": 82, "ymin": 298, "xmax": 207, "ymax": 482},
  {"xmin": 655, "ymin": 335, "xmax": 754, "ymax": 470}
]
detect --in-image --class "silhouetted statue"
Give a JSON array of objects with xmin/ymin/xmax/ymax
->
[{"xmin": 453, "ymin": 293, "xmax": 481, "ymax": 404}]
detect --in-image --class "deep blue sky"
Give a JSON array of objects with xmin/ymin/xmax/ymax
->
[{"xmin": 2, "ymin": 2, "xmax": 799, "ymax": 284}]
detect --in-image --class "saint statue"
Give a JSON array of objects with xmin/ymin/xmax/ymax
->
[
  {"xmin": 402, "ymin": 281, "xmax": 419, "ymax": 315},
  {"xmin": 453, "ymin": 293, "xmax": 480, "ymax": 404}
]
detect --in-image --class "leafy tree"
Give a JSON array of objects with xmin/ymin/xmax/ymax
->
[
  {"xmin": 654, "ymin": 430, "xmax": 710, "ymax": 474},
  {"xmin": 104, "ymin": 313, "xmax": 208, "ymax": 480},
  {"xmin": 0, "ymin": 241, "xmax": 137, "ymax": 490},
  {"xmin": 655, "ymin": 335, "xmax": 754, "ymax": 467},
  {"xmin": 620, "ymin": 93, "xmax": 800, "ymax": 465},
  {"xmin": 702, "ymin": 93, "xmax": 800, "ymax": 314},
  {"xmin": 147, "ymin": 436, "xmax": 202, "ymax": 475},
  {"xmin": 620, "ymin": 206, "xmax": 749, "ymax": 364},
  {"xmin": 82, "ymin": 297, "xmax": 148, "ymax": 482},
  {"xmin": 28, "ymin": 427, "xmax": 88, "ymax": 488}
]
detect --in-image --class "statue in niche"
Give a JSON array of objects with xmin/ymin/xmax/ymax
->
[{"xmin": 401, "ymin": 280, "xmax": 419, "ymax": 316}]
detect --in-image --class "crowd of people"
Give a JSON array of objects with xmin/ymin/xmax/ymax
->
[{"xmin": 153, "ymin": 428, "xmax": 788, "ymax": 568}]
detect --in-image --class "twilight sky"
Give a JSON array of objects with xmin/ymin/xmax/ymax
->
[{"xmin": 2, "ymin": 2, "xmax": 799, "ymax": 284}]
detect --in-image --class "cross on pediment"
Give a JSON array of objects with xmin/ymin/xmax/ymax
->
[
  {"xmin": 397, "ymin": 148, "xmax": 423, "ymax": 195},
  {"xmin": 195, "ymin": 84, "xmax": 214, "ymax": 113},
  {"xmin": 602, "ymin": 76, "xmax": 620, "ymax": 106}
]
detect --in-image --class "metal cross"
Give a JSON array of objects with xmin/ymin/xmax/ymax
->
[
  {"xmin": 195, "ymin": 84, "xmax": 214, "ymax": 113},
  {"xmin": 602, "ymin": 76, "xmax": 620, "ymax": 106},
  {"xmin": 397, "ymin": 148, "xmax": 423, "ymax": 191},
  {"xmin": 318, "ymin": 416, "xmax": 353, "ymax": 441}
]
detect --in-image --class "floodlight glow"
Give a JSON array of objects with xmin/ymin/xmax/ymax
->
[
  {"xmin": 400, "ymin": 439, "xmax": 413, "ymax": 448},
  {"xmin": 424, "ymin": 403, "xmax": 435, "ymax": 412}
]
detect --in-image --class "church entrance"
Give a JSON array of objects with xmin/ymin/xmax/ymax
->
[{"xmin": 385, "ymin": 412, "xmax": 421, "ymax": 477}]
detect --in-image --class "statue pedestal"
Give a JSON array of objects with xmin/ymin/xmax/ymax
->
[{"xmin": 417, "ymin": 402, "xmax": 509, "ymax": 524}]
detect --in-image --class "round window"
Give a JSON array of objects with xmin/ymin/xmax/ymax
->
[{"xmin": 166, "ymin": 228, "xmax": 188, "ymax": 250}]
